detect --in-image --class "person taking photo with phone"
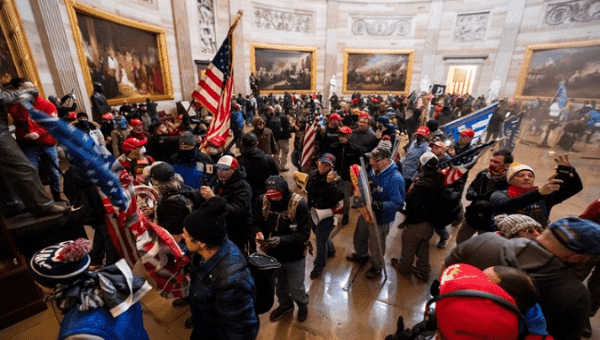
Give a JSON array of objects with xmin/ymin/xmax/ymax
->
[{"xmin": 490, "ymin": 154, "xmax": 582, "ymax": 228}]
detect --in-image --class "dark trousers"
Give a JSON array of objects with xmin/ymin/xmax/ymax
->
[{"xmin": 0, "ymin": 128, "xmax": 53, "ymax": 213}]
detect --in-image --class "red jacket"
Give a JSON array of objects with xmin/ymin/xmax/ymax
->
[{"xmin": 9, "ymin": 96, "xmax": 58, "ymax": 146}]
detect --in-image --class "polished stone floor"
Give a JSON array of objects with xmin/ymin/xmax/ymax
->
[{"xmin": 2, "ymin": 126, "xmax": 600, "ymax": 340}]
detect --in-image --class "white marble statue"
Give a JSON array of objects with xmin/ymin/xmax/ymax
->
[
  {"xmin": 419, "ymin": 75, "xmax": 431, "ymax": 93},
  {"xmin": 329, "ymin": 75, "xmax": 337, "ymax": 97},
  {"xmin": 488, "ymin": 76, "xmax": 502, "ymax": 103}
]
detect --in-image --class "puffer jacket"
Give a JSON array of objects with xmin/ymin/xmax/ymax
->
[
  {"xmin": 211, "ymin": 167, "xmax": 253, "ymax": 245},
  {"xmin": 369, "ymin": 161, "xmax": 405, "ymax": 224}
]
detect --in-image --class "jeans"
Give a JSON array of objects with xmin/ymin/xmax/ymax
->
[
  {"xmin": 275, "ymin": 258, "xmax": 309, "ymax": 308},
  {"xmin": 312, "ymin": 216, "xmax": 335, "ymax": 270},
  {"xmin": 291, "ymin": 149, "xmax": 301, "ymax": 170},
  {"xmin": 435, "ymin": 225, "xmax": 449, "ymax": 242},
  {"xmin": 353, "ymin": 215, "xmax": 390, "ymax": 269},
  {"xmin": 18, "ymin": 143, "xmax": 61, "ymax": 198},
  {"xmin": 341, "ymin": 180, "xmax": 352, "ymax": 219},
  {"xmin": 276, "ymin": 139, "xmax": 290, "ymax": 168}
]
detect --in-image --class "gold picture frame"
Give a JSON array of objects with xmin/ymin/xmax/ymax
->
[
  {"xmin": 515, "ymin": 40, "xmax": 600, "ymax": 101},
  {"xmin": 0, "ymin": 0, "xmax": 44, "ymax": 96},
  {"xmin": 343, "ymin": 48, "xmax": 414, "ymax": 95},
  {"xmin": 250, "ymin": 42, "xmax": 317, "ymax": 95},
  {"xmin": 66, "ymin": 0, "xmax": 173, "ymax": 105}
]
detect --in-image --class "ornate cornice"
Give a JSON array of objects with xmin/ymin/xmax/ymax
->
[
  {"xmin": 351, "ymin": 17, "xmax": 412, "ymax": 36},
  {"xmin": 253, "ymin": 7, "xmax": 312, "ymax": 33},
  {"xmin": 544, "ymin": 0, "xmax": 600, "ymax": 26}
]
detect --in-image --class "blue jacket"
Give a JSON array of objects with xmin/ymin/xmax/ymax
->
[
  {"xmin": 370, "ymin": 161, "xmax": 405, "ymax": 224},
  {"xmin": 231, "ymin": 109, "xmax": 244, "ymax": 130},
  {"xmin": 401, "ymin": 140, "xmax": 430, "ymax": 181},
  {"xmin": 58, "ymin": 302, "xmax": 149, "ymax": 340},
  {"xmin": 189, "ymin": 239, "xmax": 258, "ymax": 340}
]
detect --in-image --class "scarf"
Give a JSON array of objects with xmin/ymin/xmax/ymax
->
[{"xmin": 507, "ymin": 184, "xmax": 538, "ymax": 199}]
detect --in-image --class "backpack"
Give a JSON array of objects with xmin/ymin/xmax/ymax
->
[
  {"xmin": 268, "ymin": 115, "xmax": 283, "ymax": 137},
  {"xmin": 425, "ymin": 187, "xmax": 461, "ymax": 229},
  {"xmin": 215, "ymin": 253, "xmax": 281, "ymax": 315}
]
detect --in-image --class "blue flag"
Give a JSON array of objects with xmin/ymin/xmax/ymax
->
[
  {"xmin": 24, "ymin": 103, "xmax": 128, "ymax": 209},
  {"xmin": 442, "ymin": 103, "xmax": 498, "ymax": 144},
  {"xmin": 557, "ymin": 82, "xmax": 568, "ymax": 109},
  {"xmin": 499, "ymin": 113, "xmax": 523, "ymax": 152}
]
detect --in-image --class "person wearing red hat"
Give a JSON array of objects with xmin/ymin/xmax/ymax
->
[
  {"xmin": 113, "ymin": 137, "xmax": 154, "ymax": 183},
  {"xmin": 100, "ymin": 113, "xmax": 115, "ymax": 150},
  {"xmin": 444, "ymin": 127, "xmax": 476, "ymax": 229},
  {"xmin": 206, "ymin": 135, "xmax": 234, "ymax": 164},
  {"xmin": 317, "ymin": 113, "xmax": 342, "ymax": 156},
  {"xmin": 401, "ymin": 125, "xmax": 431, "ymax": 191},
  {"xmin": 128, "ymin": 118, "xmax": 150, "ymax": 141},
  {"xmin": 327, "ymin": 126, "xmax": 363, "ymax": 225}
]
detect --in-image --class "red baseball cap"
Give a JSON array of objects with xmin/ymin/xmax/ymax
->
[
  {"xmin": 435, "ymin": 264, "xmax": 520, "ymax": 340},
  {"xmin": 460, "ymin": 128, "xmax": 475, "ymax": 138},
  {"xmin": 338, "ymin": 126, "xmax": 352, "ymax": 135},
  {"xmin": 101, "ymin": 113, "xmax": 114, "ymax": 120},
  {"xmin": 122, "ymin": 137, "xmax": 147, "ymax": 153},
  {"xmin": 208, "ymin": 135, "xmax": 226, "ymax": 147},
  {"xmin": 130, "ymin": 119, "xmax": 144, "ymax": 127},
  {"xmin": 359, "ymin": 112, "xmax": 370, "ymax": 119},
  {"xmin": 328, "ymin": 113, "xmax": 342, "ymax": 121},
  {"xmin": 415, "ymin": 126, "xmax": 430, "ymax": 137},
  {"xmin": 67, "ymin": 112, "xmax": 77, "ymax": 120}
]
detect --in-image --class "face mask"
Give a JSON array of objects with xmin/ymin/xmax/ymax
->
[
  {"xmin": 140, "ymin": 146, "xmax": 146, "ymax": 155},
  {"xmin": 76, "ymin": 121, "xmax": 90, "ymax": 131},
  {"xmin": 209, "ymin": 147, "xmax": 219, "ymax": 155},
  {"xmin": 180, "ymin": 148, "xmax": 196, "ymax": 161}
]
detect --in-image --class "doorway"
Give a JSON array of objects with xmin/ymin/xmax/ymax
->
[{"xmin": 446, "ymin": 65, "xmax": 477, "ymax": 95}]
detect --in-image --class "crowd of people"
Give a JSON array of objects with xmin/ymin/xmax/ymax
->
[{"xmin": 2, "ymin": 74, "xmax": 600, "ymax": 340}]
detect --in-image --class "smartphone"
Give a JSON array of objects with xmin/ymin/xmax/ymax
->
[{"xmin": 555, "ymin": 165, "xmax": 572, "ymax": 182}]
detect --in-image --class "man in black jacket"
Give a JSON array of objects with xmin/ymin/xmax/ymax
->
[
  {"xmin": 456, "ymin": 149, "xmax": 513, "ymax": 244},
  {"xmin": 200, "ymin": 155, "xmax": 253, "ymax": 254},
  {"xmin": 253, "ymin": 176, "xmax": 311, "ymax": 322},
  {"xmin": 238, "ymin": 133, "xmax": 279, "ymax": 203}
]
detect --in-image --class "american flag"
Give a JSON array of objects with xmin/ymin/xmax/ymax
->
[
  {"xmin": 301, "ymin": 114, "xmax": 319, "ymax": 171},
  {"xmin": 26, "ymin": 103, "xmax": 190, "ymax": 298},
  {"xmin": 193, "ymin": 10, "xmax": 243, "ymax": 149},
  {"xmin": 191, "ymin": 35, "xmax": 232, "ymax": 115},
  {"xmin": 439, "ymin": 140, "xmax": 496, "ymax": 186}
]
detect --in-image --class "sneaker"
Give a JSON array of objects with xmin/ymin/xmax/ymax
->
[
  {"xmin": 310, "ymin": 267, "xmax": 323, "ymax": 280},
  {"xmin": 327, "ymin": 250, "xmax": 336, "ymax": 258},
  {"xmin": 270, "ymin": 304, "xmax": 294, "ymax": 321},
  {"xmin": 184, "ymin": 316, "xmax": 194, "ymax": 329},
  {"xmin": 297, "ymin": 305, "xmax": 308, "ymax": 322},
  {"xmin": 365, "ymin": 266, "xmax": 382, "ymax": 279},
  {"xmin": 346, "ymin": 253, "xmax": 370, "ymax": 264},
  {"xmin": 341, "ymin": 215, "xmax": 349, "ymax": 225},
  {"xmin": 172, "ymin": 297, "xmax": 190, "ymax": 308}
]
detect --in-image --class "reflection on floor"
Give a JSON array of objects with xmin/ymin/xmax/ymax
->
[{"xmin": 2, "ymin": 139, "xmax": 600, "ymax": 340}]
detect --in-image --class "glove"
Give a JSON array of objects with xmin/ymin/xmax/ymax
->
[
  {"xmin": 372, "ymin": 200, "xmax": 383, "ymax": 212},
  {"xmin": 266, "ymin": 236, "xmax": 280, "ymax": 248}
]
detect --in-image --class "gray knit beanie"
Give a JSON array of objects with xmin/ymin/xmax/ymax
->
[{"xmin": 494, "ymin": 214, "xmax": 542, "ymax": 238}]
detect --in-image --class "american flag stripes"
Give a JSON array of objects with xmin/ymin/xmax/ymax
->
[
  {"xmin": 301, "ymin": 116, "xmax": 318, "ymax": 170},
  {"xmin": 191, "ymin": 35, "xmax": 232, "ymax": 115},
  {"xmin": 439, "ymin": 140, "xmax": 496, "ymax": 187},
  {"xmin": 201, "ymin": 74, "xmax": 234, "ymax": 149}
]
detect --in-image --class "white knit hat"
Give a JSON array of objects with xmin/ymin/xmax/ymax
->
[
  {"xmin": 494, "ymin": 214, "xmax": 542, "ymax": 238},
  {"xmin": 506, "ymin": 162, "xmax": 535, "ymax": 183}
]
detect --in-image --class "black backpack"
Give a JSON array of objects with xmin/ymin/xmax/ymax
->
[
  {"xmin": 425, "ymin": 187, "xmax": 462, "ymax": 229},
  {"xmin": 216, "ymin": 253, "xmax": 280, "ymax": 315},
  {"xmin": 268, "ymin": 115, "xmax": 283, "ymax": 137}
]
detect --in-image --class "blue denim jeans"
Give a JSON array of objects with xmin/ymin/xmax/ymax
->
[
  {"xmin": 18, "ymin": 143, "xmax": 61, "ymax": 197},
  {"xmin": 275, "ymin": 258, "xmax": 309, "ymax": 308},
  {"xmin": 312, "ymin": 216, "xmax": 335, "ymax": 270},
  {"xmin": 435, "ymin": 225, "xmax": 449, "ymax": 242}
]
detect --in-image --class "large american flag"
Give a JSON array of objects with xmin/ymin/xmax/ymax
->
[{"xmin": 193, "ymin": 10, "xmax": 242, "ymax": 149}]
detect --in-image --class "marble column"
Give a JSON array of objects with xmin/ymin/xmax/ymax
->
[
  {"xmin": 491, "ymin": 0, "xmax": 525, "ymax": 99},
  {"xmin": 419, "ymin": 0, "xmax": 444, "ymax": 90},
  {"xmin": 171, "ymin": 0, "xmax": 195, "ymax": 99},
  {"xmin": 324, "ymin": 0, "xmax": 339, "ymax": 102},
  {"xmin": 30, "ymin": 0, "xmax": 85, "ymax": 111}
]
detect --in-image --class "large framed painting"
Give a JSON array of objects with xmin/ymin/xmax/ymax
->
[
  {"xmin": 0, "ymin": 0, "xmax": 43, "ymax": 96},
  {"xmin": 250, "ymin": 43, "xmax": 317, "ymax": 94},
  {"xmin": 343, "ymin": 49, "xmax": 414, "ymax": 95},
  {"xmin": 515, "ymin": 40, "xmax": 600, "ymax": 101},
  {"xmin": 66, "ymin": 1, "xmax": 173, "ymax": 105}
]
